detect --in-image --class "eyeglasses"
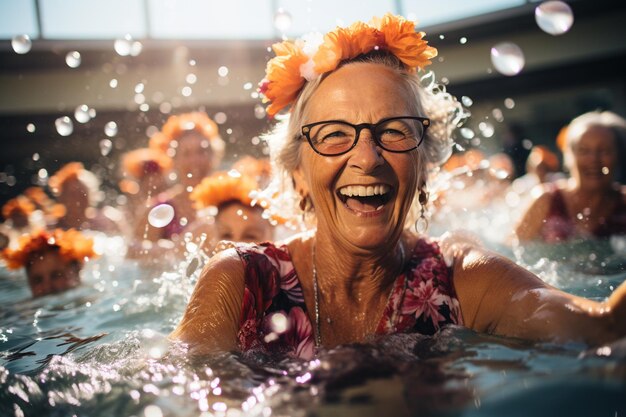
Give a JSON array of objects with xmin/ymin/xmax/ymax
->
[{"xmin": 301, "ymin": 116, "xmax": 430, "ymax": 157}]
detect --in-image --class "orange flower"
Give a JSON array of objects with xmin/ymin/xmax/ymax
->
[
  {"xmin": 122, "ymin": 148, "xmax": 172, "ymax": 179},
  {"xmin": 48, "ymin": 162, "xmax": 83, "ymax": 194},
  {"xmin": 190, "ymin": 172, "xmax": 260, "ymax": 210},
  {"xmin": 260, "ymin": 14, "xmax": 436, "ymax": 117},
  {"xmin": 1, "ymin": 228, "xmax": 97, "ymax": 270},
  {"xmin": 261, "ymin": 41, "xmax": 309, "ymax": 117},
  {"xmin": 370, "ymin": 13, "xmax": 437, "ymax": 71},
  {"xmin": 2, "ymin": 196, "xmax": 35, "ymax": 220},
  {"xmin": 148, "ymin": 132, "xmax": 171, "ymax": 153},
  {"xmin": 161, "ymin": 112, "xmax": 219, "ymax": 143},
  {"xmin": 313, "ymin": 21, "xmax": 382, "ymax": 73}
]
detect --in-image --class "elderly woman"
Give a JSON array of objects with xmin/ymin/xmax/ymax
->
[
  {"xmin": 171, "ymin": 14, "xmax": 626, "ymax": 359},
  {"xmin": 516, "ymin": 111, "xmax": 626, "ymax": 242},
  {"xmin": 142, "ymin": 112, "xmax": 225, "ymax": 241},
  {"xmin": 1, "ymin": 228, "xmax": 97, "ymax": 297}
]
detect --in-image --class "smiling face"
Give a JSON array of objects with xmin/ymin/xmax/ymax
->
[
  {"xmin": 26, "ymin": 249, "xmax": 81, "ymax": 297},
  {"xmin": 569, "ymin": 125, "xmax": 617, "ymax": 191},
  {"xmin": 294, "ymin": 63, "xmax": 422, "ymax": 250}
]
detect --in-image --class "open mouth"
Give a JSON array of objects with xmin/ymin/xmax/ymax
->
[{"xmin": 337, "ymin": 184, "xmax": 393, "ymax": 213}]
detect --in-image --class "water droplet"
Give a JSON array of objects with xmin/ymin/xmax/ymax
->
[
  {"xmin": 104, "ymin": 121, "xmax": 118, "ymax": 137},
  {"xmin": 109, "ymin": 79, "xmax": 118, "ymax": 88},
  {"xmin": 504, "ymin": 98, "xmax": 515, "ymax": 109},
  {"xmin": 181, "ymin": 86, "xmax": 192, "ymax": 97},
  {"xmin": 214, "ymin": 112, "xmax": 227, "ymax": 124},
  {"xmin": 26, "ymin": 123, "xmax": 36, "ymax": 133},
  {"xmin": 254, "ymin": 105, "xmax": 266, "ymax": 119},
  {"xmin": 461, "ymin": 96, "xmax": 473, "ymax": 107},
  {"xmin": 439, "ymin": 34, "xmax": 445, "ymax": 40},
  {"xmin": 38, "ymin": 168, "xmax": 48, "ymax": 179},
  {"xmin": 479, "ymin": 122, "xmax": 495, "ymax": 138},
  {"xmin": 535, "ymin": 1, "xmax": 574, "ymax": 36},
  {"xmin": 134, "ymin": 83, "xmax": 145, "ymax": 93},
  {"xmin": 490, "ymin": 42, "xmax": 525, "ymax": 76},
  {"xmin": 227, "ymin": 169, "xmax": 242, "ymax": 178},
  {"xmin": 99, "ymin": 139, "xmax": 112, "ymax": 156},
  {"xmin": 460, "ymin": 127, "xmax": 475, "ymax": 139},
  {"xmin": 602, "ymin": 166, "xmax": 610, "ymax": 175},
  {"xmin": 32, "ymin": 152, "xmax": 40, "ymax": 161},
  {"xmin": 148, "ymin": 204, "xmax": 175, "ymax": 228},
  {"xmin": 74, "ymin": 104, "xmax": 91, "ymax": 123},
  {"xmin": 144, "ymin": 405, "xmax": 163, "ymax": 417},
  {"xmin": 522, "ymin": 139, "xmax": 533, "ymax": 150},
  {"xmin": 55, "ymin": 116, "xmax": 73, "ymax": 136},
  {"xmin": 12, "ymin": 35, "xmax": 32, "ymax": 54},
  {"xmin": 65, "ymin": 51, "xmax": 81, "ymax": 68},
  {"xmin": 459, "ymin": 37, "xmax": 468, "ymax": 44},
  {"xmin": 186, "ymin": 73, "xmax": 197, "ymax": 84},
  {"xmin": 243, "ymin": 82, "xmax": 253, "ymax": 90},
  {"xmin": 274, "ymin": 8, "xmax": 293, "ymax": 32},
  {"xmin": 218, "ymin": 66, "xmax": 229, "ymax": 77},
  {"xmin": 129, "ymin": 41, "xmax": 143, "ymax": 56},
  {"xmin": 114, "ymin": 35, "xmax": 133, "ymax": 56},
  {"xmin": 492, "ymin": 108, "xmax": 504, "ymax": 122},
  {"xmin": 270, "ymin": 312, "xmax": 289, "ymax": 333}
]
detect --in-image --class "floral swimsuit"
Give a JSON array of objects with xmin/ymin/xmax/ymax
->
[{"xmin": 234, "ymin": 239, "xmax": 463, "ymax": 360}]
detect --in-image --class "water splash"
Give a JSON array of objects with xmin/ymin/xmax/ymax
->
[
  {"xmin": 11, "ymin": 35, "xmax": 32, "ymax": 54},
  {"xmin": 535, "ymin": 1, "xmax": 574, "ymax": 36},
  {"xmin": 65, "ymin": 51, "xmax": 81, "ymax": 68},
  {"xmin": 490, "ymin": 42, "xmax": 525, "ymax": 76},
  {"xmin": 55, "ymin": 117, "xmax": 74, "ymax": 136},
  {"xmin": 148, "ymin": 204, "xmax": 175, "ymax": 228}
]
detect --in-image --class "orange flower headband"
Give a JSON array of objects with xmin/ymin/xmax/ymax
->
[
  {"xmin": 1, "ymin": 228, "xmax": 97, "ymax": 270},
  {"xmin": 189, "ymin": 171, "xmax": 260, "ymax": 210},
  {"xmin": 150, "ymin": 112, "xmax": 220, "ymax": 152},
  {"xmin": 122, "ymin": 148, "xmax": 173, "ymax": 179},
  {"xmin": 48, "ymin": 162, "xmax": 83, "ymax": 194},
  {"xmin": 258, "ymin": 13, "xmax": 437, "ymax": 117},
  {"xmin": 2, "ymin": 195, "xmax": 35, "ymax": 219}
]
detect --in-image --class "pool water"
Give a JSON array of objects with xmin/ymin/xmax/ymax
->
[{"xmin": 1, "ymin": 233, "xmax": 625, "ymax": 417}]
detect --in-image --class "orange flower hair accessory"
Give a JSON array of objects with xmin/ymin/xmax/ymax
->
[
  {"xmin": 122, "ymin": 148, "xmax": 173, "ymax": 179},
  {"xmin": 23, "ymin": 187, "xmax": 53, "ymax": 210},
  {"xmin": 48, "ymin": 162, "xmax": 83, "ymax": 194},
  {"xmin": 153, "ymin": 112, "xmax": 220, "ymax": 151},
  {"xmin": 2, "ymin": 196, "xmax": 35, "ymax": 220},
  {"xmin": 1, "ymin": 228, "xmax": 97, "ymax": 270},
  {"xmin": 189, "ymin": 171, "xmax": 260, "ymax": 210},
  {"xmin": 259, "ymin": 13, "xmax": 437, "ymax": 117}
]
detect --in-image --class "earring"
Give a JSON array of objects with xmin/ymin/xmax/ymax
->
[
  {"xmin": 414, "ymin": 188, "xmax": 429, "ymax": 234},
  {"xmin": 299, "ymin": 195, "xmax": 310, "ymax": 212}
]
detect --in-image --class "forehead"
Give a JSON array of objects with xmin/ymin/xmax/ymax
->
[
  {"xmin": 575, "ymin": 125, "xmax": 616, "ymax": 148},
  {"xmin": 304, "ymin": 63, "xmax": 414, "ymax": 123}
]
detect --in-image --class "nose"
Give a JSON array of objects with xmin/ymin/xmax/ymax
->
[{"xmin": 347, "ymin": 129, "xmax": 384, "ymax": 172}]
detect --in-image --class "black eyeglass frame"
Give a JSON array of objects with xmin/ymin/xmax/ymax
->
[{"xmin": 301, "ymin": 116, "xmax": 430, "ymax": 157}]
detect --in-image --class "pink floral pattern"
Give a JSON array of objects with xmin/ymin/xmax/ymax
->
[{"xmin": 235, "ymin": 239, "xmax": 462, "ymax": 359}]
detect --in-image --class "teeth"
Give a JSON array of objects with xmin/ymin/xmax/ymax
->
[{"xmin": 338, "ymin": 184, "xmax": 390, "ymax": 197}]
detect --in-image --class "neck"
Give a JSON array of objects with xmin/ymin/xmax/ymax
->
[{"xmin": 312, "ymin": 230, "xmax": 405, "ymax": 301}]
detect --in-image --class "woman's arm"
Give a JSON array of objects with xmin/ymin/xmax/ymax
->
[
  {"xmin": 169, "ymin": 248, "xmax": 245, "ymax": 354},
  {"xmin": 514, "ymin": 188, "xmax": 552, "ymax": 242},
  {"xmin": 445, "ymin": 236, "xmax": 625, "ymax": 345}
]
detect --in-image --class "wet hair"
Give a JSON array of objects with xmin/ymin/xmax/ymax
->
[
  {"xmin": 563, "ymin": 110, "xmax": 626, "ymax": 179},
  {"xmin": 262, "ymin": 51, "xmax": 464, "ymax": 226}
]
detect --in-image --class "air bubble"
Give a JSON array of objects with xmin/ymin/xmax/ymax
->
[
  {"xmin": 12, "ymin": 35, "xmax": 32, "ymax": 54},
  {"xmin": 490, "ymin": 42, "xmax": 525, "ymax": 76},
  {"xmin": 55, "ymin": 116, "xmax": 73, "ymax": 136},
  {"xmin": 148, "ymin": 204, "xmax": 175, "ymax": 228},
  {"xmin": 535, "ymin": 1, "xmax": 574, "ymax": 35}
]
